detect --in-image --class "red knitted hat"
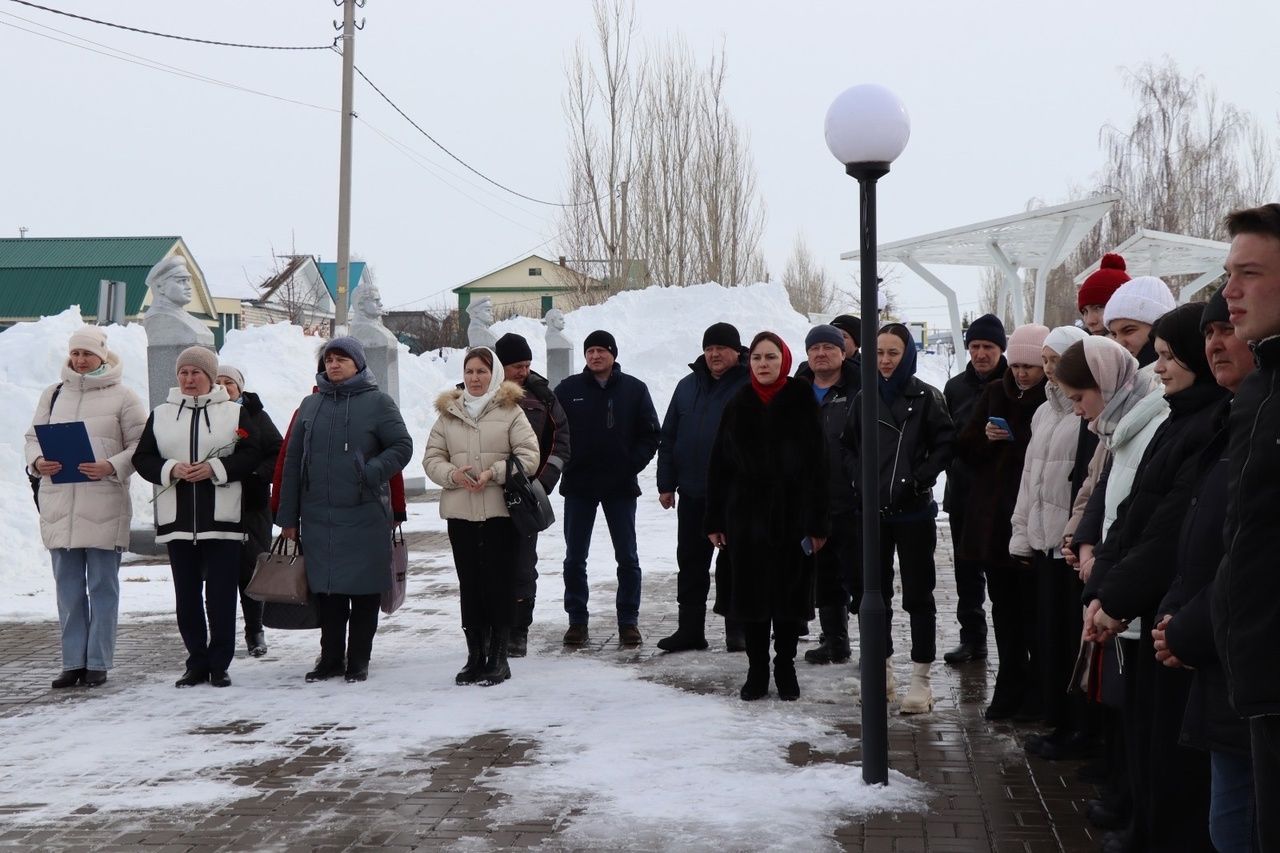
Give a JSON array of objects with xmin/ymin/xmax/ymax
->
[{"xmin": 1077, "ymin": 253, "xmax": 1130, "ymax": 311}]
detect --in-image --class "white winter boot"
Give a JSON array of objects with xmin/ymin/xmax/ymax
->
[
  {"xmin": 900, "ymin": 661, "xmax": 934, "ymax": 714},
  {"xmin": 885, "ymin": 658, "xmax": 897, "ymax": 697}
]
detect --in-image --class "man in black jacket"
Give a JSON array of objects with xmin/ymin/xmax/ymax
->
[
  {"xmin": 1213, "ymin": 203, "xmax": 1280, "ymax": 850},
  {"xmin": 555, "ymin": 330, "xmax": 660, "ymax": 647},
  {"xmin": 796, "ymin": 324, "xmax": 861, "ymax": 665},
  {"xmin": 494, "ymin": 334, "xmax": 572, "ymax": 658},
  {"xmin": 941, "ymin": 314, "xmax": 1007, "ymax": 664},
  {"xmin": 216, "ymin": 365, "xmax": 283, "ymax": 658},
  {"xmin": 655, "ymin": 323, "xmax": 749, "ymax": 653}
]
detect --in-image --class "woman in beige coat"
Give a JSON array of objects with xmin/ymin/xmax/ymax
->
[
  {"xmin": 24, "ymin": 327, "xmax": 148, "ymax": 689},
  {"xmin": 424, "ymin": 346, "xmax": 539, "ymax": 687}
]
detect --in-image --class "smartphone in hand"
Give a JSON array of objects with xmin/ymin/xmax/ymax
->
[
  {"xmin": 987, "ymin": 416, "xmax": 1015, "ymax": 440},
  {"xmin": 800, "ymin": 536, "xmax": 814, "ymax": 556}
]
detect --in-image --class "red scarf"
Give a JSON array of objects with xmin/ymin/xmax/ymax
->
[{"xmin": 749, "ymin": 333, "xmax": 793, "ymax": 405}]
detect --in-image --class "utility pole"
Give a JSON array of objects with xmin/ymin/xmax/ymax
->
[{"xmin": 333, "ymin": 0, "xmax": 359, "ymax": 332}]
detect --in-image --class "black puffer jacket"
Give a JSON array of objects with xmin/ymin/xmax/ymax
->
[
  {"xmin": 942, "ymin": 357, "xmax": 1006, "ymax": 512},
  {"xmin": 841, "ymin": 377, "xmax": 954, "ymax": 520},
  {"xmin": 1213, "ymin": 336, "xmax": 1280, "ymax": 717},
  {"xmin": 657, "ymin": 354, "xmax": 749, "ymax": 499},
  {"xmin": 517, "ymin": 371, "xmax": 571, "ymax": 492},
  {"xmin": 554, "ymin": 363, "xmax": 660, "ymax": 500},
  {"xmin": 238, "ymin": 391, "xmax": 284, "ymax": 554},
  {"xmin": 797, "ymin": 357, "xmax": 862, "ymax": 513}
]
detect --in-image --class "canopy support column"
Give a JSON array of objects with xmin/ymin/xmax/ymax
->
[
  {"xmin": 1034, "ymin": 216, "xmax": 1078, "ymax": 324},
  {"xmin": 1178, "ymin": 269, "xmax": 1224, "ymax": 304},
  {"xmin": 986, "ymin": 240, "xmax": 1026, "ymax": 325},
  {"xmin": 902, "ymin": 254, "xmax": 966, "ymax": 368}
]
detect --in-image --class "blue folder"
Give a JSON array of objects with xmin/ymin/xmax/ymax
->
[{"xmin": 34, "ymin": 422, "xmax": 95, "ymax": 484}]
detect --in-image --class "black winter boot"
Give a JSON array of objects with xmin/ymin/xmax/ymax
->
[
  {"xmin": 508, "ymin": 597, "xmax": 535, "ymax": 658},
  {"xmin": 773, "ymin": 624, "xmax": 800, "ymax": 700},
  {"xmin": 481, "ymin": 628, "xmax": 511, "ymax": 686},
  {"xmin": 246, "ymin": 631, "xmax": 268, "ymax": 658},
  {"xmin": 804, "ymin": 606, "xmax": 851, "ymax": 664},
  {"xmin": 724, "ymin": 618, "xmax": 746, "ymax": 652},
  {"xmin": 740, "ymin": 621, "xmax": 771, "ymax": 700},
  {"xmin": 657, "ymin": 607, "xmax": 709, "ymax": 652},
  {"xmin": 456, "ymin": 628, "xmax": 488, "ymax": 685}
]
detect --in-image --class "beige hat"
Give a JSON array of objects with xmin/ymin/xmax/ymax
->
[
  {"xmin": 176, "ymin": 346, "xmax": 219, "ymax": 383},
  {"xmin": 68, "ymin": 327, "xmax": 110, "ymax": 362},
  {"xmin": 216, "ymin": 364, "xmax": 246, "ymax": 390}
]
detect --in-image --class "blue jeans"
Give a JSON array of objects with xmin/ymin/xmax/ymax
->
[
  {"xmin": 562, "ymin": 495, "xmax": 641, "ymax": 626},
  {"xmin": 50, "ymin": 547, "xmax": 122, "ymax": 670},
  {"xmin": 1210, "ymin": 749, "xmax": 1257, "ymax": 853}
]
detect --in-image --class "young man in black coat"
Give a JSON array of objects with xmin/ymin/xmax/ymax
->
[
  {"xmin": 554, "ymin": 330, "xmax": 660, "ymax": 647},
  {"xmin": 216, "ymin": 366, "xmax": 284, "ymax": 658},
  {"xmin": 655, "ymin": 323, "xmax": 749, "ymax": 653},
  {"xmin": 1212, "ymin": 204, "xmax": 1280, "ymax": 851},
  {"xmin": 494, "ymin": 334, "xmax": 572, "ymax": 658},
  {"xmin": 941, "ymin": 314, "xmax": 1007, "ymax": 664}
]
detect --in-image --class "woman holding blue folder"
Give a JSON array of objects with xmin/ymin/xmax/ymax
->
[{"xmin": 24, "ymin": 327, "xmax": 148, "ymax": 689}]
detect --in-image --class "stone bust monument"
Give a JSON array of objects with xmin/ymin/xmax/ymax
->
[
  {"xmin": 143, "ymin": 256, "xmax": 213, "ymax": 346},
  {"xmin": 544, "ymin": 308, "xmax": 570, "ymax": 349},
  {"xmin": 351, "ymin": 284, "xmax": 397, "ymax": 345},
  {"xmin": 544, "ymin": 307, "xmax": 572, "ymax": 387},
  {"xmin": 467, "ymin": 297, "xmax": 497, "ymax": 348}
]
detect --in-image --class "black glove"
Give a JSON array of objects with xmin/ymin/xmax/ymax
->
[{"xmin": 537, "ymin": 466, "xmax": 561, "ymax": 493}]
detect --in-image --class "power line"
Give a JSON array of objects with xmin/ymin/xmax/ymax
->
[
  {"xmin": 348, "ymin": 57, "xmax": 599, "ymax": 209},
  {"xmin": 0, "ymin": 12, "xmax": 338, "ymax": 113},
  {"xmin": 8, "ymin": 0, "xmax": 336, "ymax": 50}
]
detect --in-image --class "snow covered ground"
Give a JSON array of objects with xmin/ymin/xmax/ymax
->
[{"xmin": 0, "ymin": 283, "xmax": 950, "ymax": 848}]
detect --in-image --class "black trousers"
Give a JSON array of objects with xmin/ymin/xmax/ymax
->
[
  {"xmin": 676, "ymin": 495, "xmax": 733, "ymax": 615},
  {"xmin": 236, "ymin": 542, "xmax": 265, "ymax": 637},
  {"xmin": 167, "ymin": 539, "xmax": 241, "ymax": 674},
  {"xmin": 849, "ymin": 517, "xmax": 937, "ymax": 663},
  {"xmin": 1251, "ymin": 715, "xmax": 1280, "ymax": 852},
  {"xmin": 1035, "ymin": 552, "xmax": 1083, "ymax": 730},
  {"xmin": 316, "ymin": 592, "xmax": 380, "ymax": 666},
  {"xmin": 743, "ymin": 619, "xmax": 801, "ymax": 668},
  {"xmin": 449, "ymin": 517, "xmax": 518, "ymax": 630},
  {"xmin": 817, "ymin": 509, "xmax": 855, "ymax": 610},
  {"xmin": 986, "ymin": 559, "xmax": 1036, "ymax": 705},
  {"xmin": 514, "ymin": 531, "xmax": 538, "ymax": 603},
  {"xmin": 948, "ymin": 511, "xmax": 988, "ymax": 647}
]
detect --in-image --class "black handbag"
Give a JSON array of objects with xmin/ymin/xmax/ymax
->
[
  {"xmin": 262, "ymin": 599, "xmax": 319, "ymax": 630},
  {"xmin": 503, "ymin": 456, "xmax": 555, "ymax": 535},
  {"xmin": 28, "ymin": 383, "xmax": 63, "ymax": 509}
]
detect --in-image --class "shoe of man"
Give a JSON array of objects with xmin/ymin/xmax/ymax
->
[
  {"xmin": 563, "ymin": 624, "xmax": 589, "ymax": 646},
  {"xmin": 175, "ymin": 669, "xmax": 209, "ymax": 688},
  {"xmin": 51, "ymin": 668, "xmax": 86, "ymax": 689},
  {"xmin": 618, "ymin": 624, "xmax": 643, "ymax": 646},
  {"xmin": 943, "ymin": 642, "xmax": 987, "ymax": 664},
  {"xmin": 1087, "ymin": 798, "xmax": 1126, "ymax": 830},
  {"xmin": 83, "ymin": 669, "xmax": 108, "ymax": 687},
  {"xmin": 305, "ymin": 659, "xmax": 345, "ymax": 682},
  {"xmin": 724, "ymin": 619, "xmax": 746, "ymax": 652},
  {"xmin": 209, "ymin": 671, "xmax": 231, "ymax": 688}
]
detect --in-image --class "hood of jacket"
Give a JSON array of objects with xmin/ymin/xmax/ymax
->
[
  {"xmin": 59, "ymin": 351, "xmax": 125, "ymax": 391},
  {"xmin": 316, "ymin": 366, "xmax": 379, "ymax": 396},
  {"xmin": 436, "ymin": 380, "xmax": 524, "ymax": 421},
  {"xmin": 164, "ymin": 383, "xmax": 231, "ymax": 408}
]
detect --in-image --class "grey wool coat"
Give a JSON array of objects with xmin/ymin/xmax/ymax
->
[{"xmin": 275, "ymin": 369, "xmax": 413, "ymax": 595}]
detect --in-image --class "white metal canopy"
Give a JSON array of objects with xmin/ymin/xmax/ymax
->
[
  {"xmin": 1073, "ymin": 228, "xmax": 1230, "ymax": 305},
  {"xmin": 842, "ymin": 194, "xmax": 1120, "ymax": 362}
]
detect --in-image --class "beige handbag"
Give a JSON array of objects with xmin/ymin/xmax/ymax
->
[{"xmin": 246, "ymin": 536, "xmax": 309, "ymax": 605}]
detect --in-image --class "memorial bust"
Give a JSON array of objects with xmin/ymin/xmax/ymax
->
[
  {"xmin": 466, "ymin": 297, "xmax": 497, "ymax": 347},
  {"xmin": 351, "ymin": 284, "xmax": 397, "ymax": 346},
  {"xmin": 143, "ymin": 256, "xmax": 213, "ymax": 345}
]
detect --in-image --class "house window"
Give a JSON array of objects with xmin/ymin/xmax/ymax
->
[{"xmin": 528, "ymin": 267, "xmax": 542, "ymax": 276}]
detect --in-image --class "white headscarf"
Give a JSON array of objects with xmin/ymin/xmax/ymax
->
[
  {"xmin": 1043, "ymin": 325, "xmax": 1089, "ymax": 356},
  {"xmin": 462, "ymin": 347, "xmax": 504, "ymax": 420}
]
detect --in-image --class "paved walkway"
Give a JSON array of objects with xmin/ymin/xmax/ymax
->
[{"xmin": 0, "ymin": 501, "xmax": 1105, "ymax": 852}]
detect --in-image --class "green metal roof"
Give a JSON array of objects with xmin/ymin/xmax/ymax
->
[{"xmin": 0, "ymin": 236, "xmax": 180, "ymax": 320}]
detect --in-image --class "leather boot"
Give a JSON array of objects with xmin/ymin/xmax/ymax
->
[
  {"xmin": 740, "ymin": 621, "xmax": 770, "ymax": 700},
  {"xmin": 480, "ymin": 628, "xmax": 511, "ymax": 685},
  {"xmin": 246, "ymin": 631, "xmax": 268, "ymax": 658},
  {"xmin": 52, "ymin": 668, "xmax": 86, "ymax": 689},
  {"xmin": 804, "ymin": 606, "xmax": 851, "ymax": 664},
  {"xmin": 900, "ymin": 661, "xmax": 934, "ymax": 714},
  {"xmin": 455, "ymin": 628, "xmax": 488, "ymax": 685},
  {"xmin": 508, "ymin": 597, "xmax": 535, "ymax": 658},
  {"xmin": 657, "ymin": 607, "xmax": 709, "ymax": 652},
  {"xmin": 724, "ymin": 618, "xmax": 746, "ymax": 652},
  {"xmin": 773, "ymin": 624, "xmax": 800, "ymax": 700}
]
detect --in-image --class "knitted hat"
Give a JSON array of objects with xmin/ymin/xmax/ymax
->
[
  {"xmin": 319, "ymin": 335, "xmax": 368, "ymax": 372},
  {"xmin": 830, "ymin": 314, "xmax": 861, "ymax": 347},
  {"xmin": 67, "ymin": 327, "xmax": 110, "ymax": 362},
  {"xmin": 216, "ymin": 364, "xmax": 246, "ymax": 390},
  {"xmin": 1153, "ymin": 302, "xmax": 1214, "ymax": 383},
  {"xmin": 1200, "ymin": 285, "xmax": 1229, "ymax": 332},
  {"xmin": 1006, "ymin": 324, "xmax": 1050, "ymax": 366},
  {"xmin": 805, "ymin": 324, "xmax": 844, "ymax": 351},
  {"xmin": 494, "ymin": 333, "xmax": 533, "ymax": 365},
  {"xmin": 1103, "ymin": 276, "xmax": 1177, "ymax": 327},
  {"xmin": 701, "ymin": 322, "xmax": 742, "ymax": 351},
  {"xmin": 965, "ymin": 313, "xmax": 1007, "ymax": 350},
  {"xmin": 175, "ymin": 346, "xmax": 218, "ymax": 383},
  {"xmin": 1078, "ymin": 253, "xmax": 1131, "ymax": 311},
  {"xmin": 583, "ymin": 329, "xmax": 618, "ymax": 358},
  {"xmin": 1043, "ymin": 325, "xmax": 1089, "ymax": 356}
]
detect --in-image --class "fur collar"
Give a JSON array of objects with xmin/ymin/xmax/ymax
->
[{"xmin": 435, "ymin": 380, "xmax": 524, "ymax": 416}]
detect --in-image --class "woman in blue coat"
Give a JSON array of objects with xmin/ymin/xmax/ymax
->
[{"xmin": 276, "ymin": 337, "xmax": 413, "ymax": 684}]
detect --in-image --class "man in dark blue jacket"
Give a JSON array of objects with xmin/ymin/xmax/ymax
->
[
  {"xmin": 555, "ymin": 330, "xmax": 660, "ymax": 647},
  {"xmin": 655, "ymin": 323, "xmax": 749, "ymax": 653}
]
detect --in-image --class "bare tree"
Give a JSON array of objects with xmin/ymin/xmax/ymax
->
[
  {"xmin": 845, "ymin": 264, "xmax": 901, "ymax": 323},
  {"xmin": 782, "ymin": 234, "xmax": 835, "ymax": 315}
]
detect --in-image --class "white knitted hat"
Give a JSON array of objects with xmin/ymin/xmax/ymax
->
[
  {"xmin": 67, "ymin": 327, "xmax": 110, "ymax": 361},
  {"xmin": 1103, "ymin": 276, "xmax": 1177, "ymax": 327},
  {"xmin": 1043, "ymin": 325, "xmax": 1089, "ymax": 355}
]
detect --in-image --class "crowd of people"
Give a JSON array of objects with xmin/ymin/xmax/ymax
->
[{"xmin": 24, "ymin": 203, "xmax": 1280, "ymax": 851}]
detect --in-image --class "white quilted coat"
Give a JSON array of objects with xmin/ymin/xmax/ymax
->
[
  {"xmin": 23, "ymin": 355, "xmax": 148, "ymax": 550},
  {"xmin": 1010, "ymin": 383, "xmax": 1082, "ymax": 556}
]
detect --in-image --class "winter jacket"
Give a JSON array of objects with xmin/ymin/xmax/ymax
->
[
  {"xmin": 942, "ymin": 357, "xmax": 1007, "ymax": 512},
  {"xmin": 1010, "ymin": 383, "xmax": 1082, "ymax": 556},
  {"xmin": 1214, "ymin": 336, "xmax": 1280, "ymax": 717},
  {"xmin": 704, "ymin": 379, "xmax": 829, "ymax": 622},
  {"xmin": 1097, "ymin": 386, "xmax": 1169, "ymax": 541},
  {"xmin": 657, "ymin": 354, "xmax": 749, "ymax": 499},
  {"xmin": 423, "ymin": 381, "xmax": 540, "ymax": 522},
  {"xmin": 841, "ymin": 376, "xmax": 954, "ymax": 521},
  {"xmin": 554, "ymin": 363, "xmax": 660, "ymax": 499},
  {"xmin": 516, "ymin": 370, "xmax": 571, "ymax": 493},
  {"xmin": 133, "ymin": 385, "xmax": 262, "ymax": 544},
  {"xmin": 275, "ymin": 369, "xmax": 413, "ymax": 595},
  {"xmin": 1158, "ymin": 410, "xmax": 1250, "ymax": 754},
  {"xmin": 236, "ymin": 391, "xmax": 283, "ymax": 555},
  {"xmin": 954, "ymin": 370, "xmax": 1046, "ymax": 565},
  {"xmin": 24, "ymin": 354, "xmax": 148, "ymax": 550},
  {"xmin": 797, "ymin": 357, "xmax": 862, "ymax": 514}
]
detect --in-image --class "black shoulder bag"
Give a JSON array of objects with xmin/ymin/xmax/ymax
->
[
  {"xmin": 503, "ymin": 456, "xmax": 555, "ymax": 535},
  {"xmin": 29, "ymin": 383, "xmax": 64, "ymax": 509}
]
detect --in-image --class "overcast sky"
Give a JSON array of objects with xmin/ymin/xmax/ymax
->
[{"xmin": 3, "ymin": 0, "xmax": 1277, "ymax": 329}]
